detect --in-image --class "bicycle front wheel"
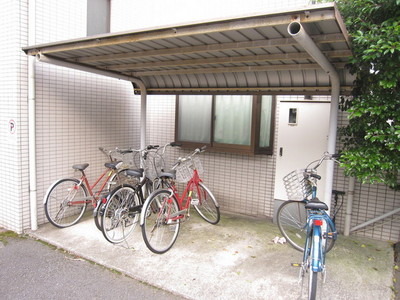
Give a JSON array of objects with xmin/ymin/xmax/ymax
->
[
  {"xmin": 44, "ymin": 178, "xmax": 88, "ymax": 228},
  {"xmin": 193, "ymin": 182, "xmax": 220, "ymax": 224},
  {"xmin": 277, "ymin": 201, "xmax": 307, "ymax": 251},
  {"xmin": 141, "ymin": 189, "xmax": 180, "ymax": 254},
  {"xmin": 101, "ymin": 185, "xmax": 139, "ymax": 244}
]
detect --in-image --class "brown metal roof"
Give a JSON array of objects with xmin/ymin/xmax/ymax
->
[{"xmin": 23, "ymin": 3, "xmax": 353, "ymax": 95}]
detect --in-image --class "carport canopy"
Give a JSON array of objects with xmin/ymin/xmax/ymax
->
[{"xmin": 23, "ymin": 2, "xmax": 353, "ymax": 95}]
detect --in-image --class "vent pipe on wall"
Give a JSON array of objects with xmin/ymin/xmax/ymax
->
[{"xmin": 288, "ymin": 21, "xmax": 340, "ymax": 209}]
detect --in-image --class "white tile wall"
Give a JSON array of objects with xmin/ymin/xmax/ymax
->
[{"xmin": 2, "ymin": 0, "xmax": 399, "ymax": 242}]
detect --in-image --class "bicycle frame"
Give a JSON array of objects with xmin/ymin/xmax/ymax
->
[
  {"xmin": 303, "ymin": 212, "xmax": 336, "ymax": 272},
  {"xmin": 164, "ymin": 168, "xmax": 202, "ymax": 221},
  {"xmin": 72, "ymin": 168, "xmax": 118, "ymax": 207}
]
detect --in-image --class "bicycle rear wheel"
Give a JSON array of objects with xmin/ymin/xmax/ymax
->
[
  {"xmin": 101, "ymin": 185, "xmax": 139, "ymax": 244},
  {"xmin": 141, "ymin": 189, "xmax": 180, "ymax": 254},
  {"xmin": 192, "ymin": 182, "xmax": 220, "ymax": 224},
  {"xmin": 44, "ymin": 178, "xmax": 88, "ymax": 228},
  {"xmin": 277, "ymin": 201, "xmax": 307, "ymax": 251},
  {"xmin": 309, "ymin": 271, "xmax": 318, "ymax": 300}
]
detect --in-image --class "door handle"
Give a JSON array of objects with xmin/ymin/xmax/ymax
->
[{"xmin": 279, "ymin": 147, "xmax": 283, "ymax": 157}]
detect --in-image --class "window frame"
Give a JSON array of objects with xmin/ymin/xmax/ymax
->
[{"xmin": 175, "ymin": 95, "xmax": 276, "ymax": 155}]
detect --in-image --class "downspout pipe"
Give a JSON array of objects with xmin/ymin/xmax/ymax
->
[
  {"xmin": 343, "ymin": 176, "xmax": 355, "ymax": 236},
  {"xmin": 36, "ymin": 54, "xmax": 147, "ymax": 149},
  {"xmin": 28, "ymin": 0, "xmax": 38, "ymax": 231},
  {"xmin": 288, "ymin": 21, "xmax": 340, "ymax": 210}
]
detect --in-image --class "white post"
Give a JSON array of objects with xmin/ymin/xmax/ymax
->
[
  {"xmin": 28, "ymin": 0, "xmax": 38, "ymax": 231},
  {"xmin": 288, "ymin": 21, "xmax": 341, "ymax": 209}
]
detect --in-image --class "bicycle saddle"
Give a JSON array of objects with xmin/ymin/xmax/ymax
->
[
  {"xmin": 159, "ymin": 170, "xmax": 176, "ymax": 179},
  {"xmin": 305, "ymin": 198, "xmax": 329, "ymax": 210},
  {"xmin": 72, "ymin": 163, "xmax": 89, "ymax": 171},
  {"xmin": 125, "ymin": 169, "xmax": 143, "ymax": 178},
  {"xmin": 104, "ymin": 161, "xmax": 122, "ymax": 170}
]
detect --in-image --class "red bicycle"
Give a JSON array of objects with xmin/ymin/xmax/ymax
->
[
  {"xmin": 140, "ymin": 146, "xmax": 220, "ymax": 254},
  {"xmin": 43, "ymin": 147, "xmax": 135, "ymax": 229}
]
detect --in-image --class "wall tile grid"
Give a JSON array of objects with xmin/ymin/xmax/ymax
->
[
  {"xmin": 5, "ymin": 0, "xmax": 399, "ymax": 241},
  {"xmin": 3, "ymin": 0, "xmax": 141, "ymax": 230},
  {"xmin": 34, "ymin": 65, "xmax": 140, "ymax": 225},
  {"xmin": 0, "ymin": 0, "xmax": 28, "ymax": 232},
  {"xmin": 143, "ymin": 95, "xmax": 277, "ymax": 218},
  {"xmin": 333, "ymin": 110, "xmax": 400, "ymax": 241}
]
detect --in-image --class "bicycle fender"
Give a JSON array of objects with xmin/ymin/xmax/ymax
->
[
  {"xmin": 43, "ymin": 178, "xmax": 80, "ymax": 204},
  {"xmin": 139, "ymin": 188, "xmax": 173, "ymax": 226}
]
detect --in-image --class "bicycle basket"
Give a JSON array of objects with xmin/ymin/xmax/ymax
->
[
  {"xmin": 112, "ymin": 151, "xmax": 135, "ymax": 168},
  {"xmin": 175, "ymin": 157, "xmax": 204, "ymax": 183},
  {"xmin": 283, "ymin": 169, "xmax": 312, "ymax": 201},
  {"xmin": 175, "ymin": 160, "xmax": 193, "ymax": 183}
]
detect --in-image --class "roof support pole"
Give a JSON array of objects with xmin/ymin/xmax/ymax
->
[
  {"xmin": 28, "ymin": 0, "xmax": 38, "ymax": 231},
  {"xmin": 288, "ymin": 21, "xmax": 341, "ymax": 210}
]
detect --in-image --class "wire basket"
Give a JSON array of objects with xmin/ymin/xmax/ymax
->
[
  {"xmin": 112, "ymin": 151, "xmax": 135, "ymax": 168},
  {"xmin": 175, "ymin": 157, "xmax": 204, "ymax": 183},
  {"xmin": 283, "ymin": 169, "xmax": 312, "ymax": 201}
]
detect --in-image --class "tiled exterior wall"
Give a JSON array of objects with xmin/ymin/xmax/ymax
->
[
  {"xmin": 111, "ymin": 0, "xmax": 313, "ymax": 32},
  {"xmin": 2, "ymin": 0, "xmax": 399, "ymax": 242},
  {"xmin": 0, "ymin": 0, "xmax": 141, "ymax": 232},
  {"xmin": 0, "ymin": 0, "xmax": 29, "ymax": 232},
  {"xmin": 33, "ymin": 0, "xmax": 141, "ymax": 226},
  {"xmin": 333, "ymin": 112, "xmax": 400, "ymax": 242},
  {"xmin": 144, "ymin": 94, "xmax": 400, "ymax": 242}
]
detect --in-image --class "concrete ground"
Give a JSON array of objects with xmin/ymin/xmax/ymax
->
[{"xmin": 28, "ymin": 212, "xmax": 394, "ymax": 300}]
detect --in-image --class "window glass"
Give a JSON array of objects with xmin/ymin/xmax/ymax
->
[
  {"xmin": 259, "ymin": 95, "xmax": 273, "ymax": 147},
  {"xmin": 214, "ymin": 95, "xmax": 252, "ymax": 145},
  {"xmin": 177, "ymin": 95, "xmax": 212, "ymax": 143}
]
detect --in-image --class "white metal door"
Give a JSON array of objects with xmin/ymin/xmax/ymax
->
[{"xmin": 274, "ymin": 101, "xmax": 331, "ymax": 201}]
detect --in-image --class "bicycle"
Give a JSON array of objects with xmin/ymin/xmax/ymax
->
[
  {"xmin": 140, "ymin": 146, "xmax": 220, "ymax": 254},
  {"xmin": 43, "ymin": 147, "xmax": 135, "ymax": 229},
  {"xmin": 100, "ymin": 143, "xmax": 181, "ymax": 244},
  {"xmin": 276, "ymin": 153, "xmax": 342, "ymax": 299}
]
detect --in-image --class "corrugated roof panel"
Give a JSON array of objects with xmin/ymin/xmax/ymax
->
[{"xmin": 23, "ymin": 3, "xmax": 353, "ymax": 95}]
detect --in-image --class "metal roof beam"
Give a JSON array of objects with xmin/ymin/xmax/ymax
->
[
  {"xmin": 145, "ymin": 86, "xmax": 352, "ymax": 95},
  {"xmin": 23, "ymin": 7, "xmax": 337, "ymax": 56},
  {"xmin": 105, "ymin": 50, "xmax": 351, "ymax": 71},
  {"xmin": 132, "ymin": 62, "xmax": 347, "ymax": 76},
  {"xmin": 76, "ymin": 33, "xmax": 346, "ymax": 63}
]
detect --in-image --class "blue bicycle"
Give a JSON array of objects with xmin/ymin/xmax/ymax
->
[{"xmin": 277, "ymin": 153, "xmax": 342, "ymax": 299}]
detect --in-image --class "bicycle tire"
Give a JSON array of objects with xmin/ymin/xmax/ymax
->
[
  {"xmin": 141, "ymin": 189, "xmax": 180, "ymax": 254},
  {"xmin": 277, "ymin": 201, "xmax": 308, "ymax": 251},
  {"xmin": 44, "ymin": 178, "xmax": 88, "ymax": 228},
  {"xmin": 309, "ymin": 271, "xmax": 318, "ymax": 300},
  {"xmin": 192, "ymin": 182, "xmax": 220, "ymax": 224},
  {"xmin": 277, "ymin": 201, "xmax": 336, "ymax": 253},
  {"xmin": 93, "ymin": 169, "xmax": 138, "ymax": 231},
  {"xmin": 101, "ymin": 185, "xmax": 139, "ymax": 244}
]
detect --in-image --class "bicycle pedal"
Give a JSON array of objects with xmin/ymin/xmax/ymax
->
[
  {"xmin": 324, "ymin": 231, "xmax": 338, "ymax": 239},
  {"xmin": 291, "ymin": 263, "xmax": 301, "ymax": 267}
]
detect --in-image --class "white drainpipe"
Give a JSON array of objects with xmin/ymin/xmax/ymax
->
[
  {"xmin": 343, "ymin": 176, "xmax": 355, "ymax": 236},
  {"xmin": 288, "ymin": 21, "xmax": 340, "ymax": 210},
  {"xmin": 28, "ymin": 0, "xmax": 38, "ymax": 231}
]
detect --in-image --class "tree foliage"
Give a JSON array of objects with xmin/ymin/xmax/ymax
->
[{"xmin": 335, "ymin": 0, "xmax": 400, "ymax": 189}]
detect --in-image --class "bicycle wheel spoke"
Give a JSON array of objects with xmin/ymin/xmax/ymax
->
[
  {"xmin": 101, "ymin": 186, "xmax": 138, "ymax": 244},
  {"xmin": 141, "ymin": 190, "xmax": 180, "ymax": 254},
  {"xmin": 277, "ymin": 201, "xmax": 307, "ymax": 251},
  {"xmin": 193, "ymin": 183, "xmax": 220, "ymax": 224},
  {"xmin": 44, "ymin": 179, "xmax": 87, "ymax": 228}
]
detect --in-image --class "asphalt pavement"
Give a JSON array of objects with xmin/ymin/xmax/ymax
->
[{"xmin": 0, "ymin": 233, "xmax": 185, "ymax": 300}]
